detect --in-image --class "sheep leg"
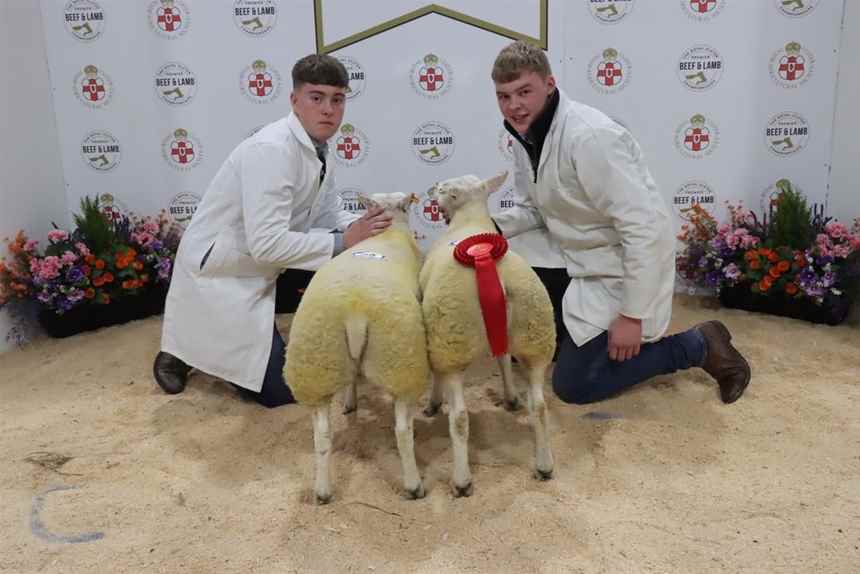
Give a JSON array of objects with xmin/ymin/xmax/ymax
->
[
  {"xmin": 394, "ymin": 399, "xmax": 425, "ymax": 500},
  {"xmin": 422, "ymin": 374, "xmax": 444, "ymax": 417},
  {"xmin": 444, "ymin": 373, "xmax": 473, "ymax": 497},
  {"xmin": 343, "ymin": 379, "xmax": 357, "ymax": 414},
  {"xmin": 497, "ymin": 354, "xmax": 521, "ymax": 412},
  {"xmin": 526, "ymin": 365, "xmax": 554, "ymax": 480},
  {"xmin": 313, "ymin": 404, "xmax": 334, "ymax": 504}
]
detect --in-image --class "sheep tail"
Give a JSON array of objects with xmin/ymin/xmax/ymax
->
[{"xmin": 345, "ymin": 314, "xmax": 368, "ymax": 362}]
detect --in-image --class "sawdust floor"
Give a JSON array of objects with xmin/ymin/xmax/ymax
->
[{"xmin": 1, "ymin": 296, "xmax": 859, "ymax": 573}]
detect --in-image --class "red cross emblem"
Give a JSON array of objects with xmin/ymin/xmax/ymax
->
[
  {"xmin": 171, "ymin": 140, "xmax": 194, "ymax": 164},
  {"xmin": 597, "ymin": 62, "xmax": 623, "ymax": 86},
  {"xmin": 684, "ymin": 128, "xmax": 710, "ymax": 152},
  {"xmin": 423, "ymin": 200, "xmax": 442, "ymax": 222},
  {"xmin": 336, "ymin": 136, "xmax": 361, "ymax": 160},
  {"xmin": 157, "ymin": 7, "xmax": 182, "ymax": 32},
  {"xmin": 419, "ymin": 66, "xmax": 444, "ymax": 92},
  {"xmin": 248, "ymin": 73, "xmax": 273, "ymax": 97},
  {"xmin": 778, "ymin": 56, "xmax": 806, "ymax": 81},
  {"xmin": 691, "ymin": 0, "xmax": 717, "ymax": 13},
  {"xmin": 82, "ymin": 78, "xmax": 105, "ymax": 101}
]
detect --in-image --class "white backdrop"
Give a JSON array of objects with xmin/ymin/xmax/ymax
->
[{"xmin": 41, "ymin": 0, "xmax": 847, "ymax": 251}]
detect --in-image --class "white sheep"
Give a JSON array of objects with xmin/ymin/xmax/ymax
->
[
  {"xmin": 420, "ymin": 172, "xmax": 556, "ymax": 496},
  {"xmin": 285, "ymin": 192, "xmax": 429, "ymax": 504}
]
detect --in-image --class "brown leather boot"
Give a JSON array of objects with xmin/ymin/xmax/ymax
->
[
  {"xmin": 153, "ymin": 351, "xmax": 191, "ymax": 394},
  {"xmin": 695, "ymin": 321, "xmax": 751, "ymax": 404}
]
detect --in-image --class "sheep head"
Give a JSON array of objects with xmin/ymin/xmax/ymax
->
[
  {"xmin": 428, "ymin": 171, "xmax": 508, "ymax": 223},
  {"xmin": 357, "ymin": 192, "xmax": 417, "ymax": 215}
]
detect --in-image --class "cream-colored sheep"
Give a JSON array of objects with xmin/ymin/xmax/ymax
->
[
  {"xmin": 420, "ymin": 172, "xmax": 555, "ymax": 496},
  {"xmin": 285, "ymin": 193, "xmax": 429, "ymax": 504}
]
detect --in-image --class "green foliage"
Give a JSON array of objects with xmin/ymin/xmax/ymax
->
[
  {"xmin": 769, "ymin": 179, "xmax": 813, "ymax": 250},
  {"xmin": 72, "ymin": 196, "xmax": 115, "ymax": 255}
]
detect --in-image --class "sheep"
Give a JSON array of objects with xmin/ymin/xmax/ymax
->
[
  {"xmin": 419, "ymin": 172, "xmax": 556, "ymax": 497},
  {"xmin": 285, "ymin": 192, "xmax": 429, "ymax": 504}
]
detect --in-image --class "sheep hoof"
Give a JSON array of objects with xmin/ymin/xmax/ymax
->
[
  {"xmin": 453, "ymin": 482, "xmax": 473, "ymax": 498},
  {"xmin": 503, "ymin": 398, "xmax": 522, "ymax": 412},
  {"xmin": 405, "ymin": 483, "xmax": 426, "ymax": 500},
  {"xmin": 315, "ymin": 492, "xmax": 333, "ymax": 505},
  {"xmin": 423, "ymin": 402, "xmax": 442, "ymax": 417},
  {"xmin": 534, "ymin": 468, "xmax": 554, "ymax": 481}
]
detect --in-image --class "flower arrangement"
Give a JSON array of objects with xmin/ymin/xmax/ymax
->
[
  {"xmin": 676, "ymin": 180, "xmax": 860, "ymax": 322},
  {"xmin": 0, "ymin": 197, "xmax": 182, "ymax": 317}
]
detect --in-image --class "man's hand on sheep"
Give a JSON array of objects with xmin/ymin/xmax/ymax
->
[
  {"xmin": 343, "ymin": 206, "xmax": 393, "ymax": 248},
  {"xmin": 608, "ymin": 314, "xmax": 642, "ymax": 362}
]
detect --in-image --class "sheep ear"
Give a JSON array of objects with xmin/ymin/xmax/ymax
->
[
  {"xmin": 482, "ymin": 171, "xmax": 508, "ymax": 195},
  {"xmin": 398, "ymin": 193, "xmax": 418, "ymax": 212},
  {"xmin": 357, "ymin": 192, "xmax": 377, "ymax": 210}
]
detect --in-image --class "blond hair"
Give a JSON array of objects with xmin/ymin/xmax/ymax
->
[{"xmin": 491, "ymin": 40, "xmax": 552, "ymax": 83}]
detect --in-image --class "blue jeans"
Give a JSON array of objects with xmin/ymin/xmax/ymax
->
[{"xmin": 551, "ymin": 328, "xmax": 706, "ymax": 404}]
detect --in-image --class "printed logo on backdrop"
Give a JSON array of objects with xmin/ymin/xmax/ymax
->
[
  {"xmin": 588, "ymin": 0, "xmax": 635, "ymax": 24},
  {"xmin": 682, "ymin": 0, "xmax": 725, "ymax": 21},
  {"xmin": 678, "ymin": 46, "xmax": 723, "ymax": 91},
  {"xmin": 168, "ymin": 192, "xmax": 200, "ymax": 226},
  {"xmin": 491, "ymin": 186, "xmax": 516, "ymax": 213},
  {"xmin": 588, "ymin": 48, "xmax": 631, "ymax": 94},
  {"xmin": 675, "ymin": 114, "xmax": 720, "ymax": 158},
  {"xmin": 155, "ymin": 63, "xmax": 197, "ymax": 105},
  {"xmin": 149, "ymin": 0, "xmax": 189, "ymax": 38},
  {"xmin": 333, "ymin": 124, "xmax": 369, "ymax": 167},
  {"xmin": 241, "ymin": 59, "xmax": 282, "ymax": 103},
  {"xmin": 498, "ymin": 129, "xmax": 516, "ymax": 163},
  {"xmin": 769, "ymin": 42, "xmax": 815, "ymax": 88},
  {"xmin": 81, "ymin": 131, "xmax": 121, "ymax": 171},
  {"xmin": 412, "ymin": 122, "xmax": 455, "ymax": 164},
  {"xmin": 98, "ymin": 193, "xmax": 128, "ymax": 222},
  {"xmin": 411, "ymin": 188, "xmax": 447, "ymax": 232},
  {"xmin": 233, "ymin": 0, "xmax": 278, "ymax": 36},
  {"xmin": 410, "ymin": 54, "xmax": 452, "ymax": 98},
  {"xmin": 337, "ymin": 56, "xmax": 366, "ymax": 99},
  {"xmin": 674, "ymin": 181, "xmax": 717, "ymax": 220},
  {"xmin": 761, "ymin": 179, "xmax": 806, "ymax": 213},
  {"xmin": 162, "ymin": 128, "xmax": 202, "ymax": 170},
  {"xmin": 64, "ymin": 0, "xmax": 105, "ymax": 41},
  {"xmin": 338, "ymin": 188, "xmax": 367, "ymax": 214},
  {"xmin": 765, "ymin": 112, "xmax": 809, "ymax": 156},
  {"xmin": 74, "ymin": 65, "xmax": 112, "ymax": 108},
  {"xmin": 775, "ymin": 0, "xmax": 819, "ymax": 17}
]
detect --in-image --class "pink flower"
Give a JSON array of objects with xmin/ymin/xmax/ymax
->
[
  {"xmin": 825, "ymin": 221, "xmax": 847, "ymax": 239},
  {"xmin": 61, "ymin": 250, "xmax": 78, "ymax": 265},
  {"xmin": 75, "ymin": 242, "xmax": 91, "ymax": 257},
  {"xmin": 832, "ymin": 244, "xmax": 852, "ymax": 259},
  {"xmin": 740, "ymin": 234, "xmax": 760, "ymax": 249},
  {"xmin": 38, "ymin": 256, "xmax": 61, "ymax": 280},
  {"xmin": 47, "ymin": 229, "xmax": 70, "ymax": 243},
  {"xmin": 24, "ymin": 240, "xmax": 39, "ymax": 252}
]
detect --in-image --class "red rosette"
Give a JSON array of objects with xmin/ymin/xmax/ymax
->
[{"xmin": 453, "ymin": 233, "xmax": 509, "ymax": 357}]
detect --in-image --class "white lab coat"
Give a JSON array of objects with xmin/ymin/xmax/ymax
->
[
  {"xmin": 493, "ymin": 91, "xmax": 675, "ymax": 346},
  {"xmin": 160, "ymin": 113, "xmax": 359, "ymax": 391}
]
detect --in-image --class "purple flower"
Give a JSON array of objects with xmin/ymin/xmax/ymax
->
[
  {"xmin": 67, "ymin": 289, "xmax": 85, "ymax": 303},
  {"xmin": 705, "ymin": 271, "xmax": 721, "ymax": 287},
  {"xmin": 723, "ymin": 263, "xmax": 741, "ymax": 280},
  {"xmin": 66, "ymin": 267, "xmax": 84, "ymax": 283}
]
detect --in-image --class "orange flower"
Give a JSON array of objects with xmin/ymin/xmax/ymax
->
[
  {"xmin": 744, "ymin": 250, "xmax": 758, "ymax": 261},
  {"xmin": 794, "ymin": 253, "xmax": 807, "ymax": 268},
  {"xmin": 100, "ymin": 293, "xmax": 111, "ymax": 305},
  {"xmin": 95, "ymin": 259, "xmax": 105, "ymax": 270},
  {"xmin": 92, "ymin": 275, "xmax": 105, "ymax": 287},
  {"xmin": 85, "ymin": 254, "xmax": 96, "ymax": 264},
  {"xmin": 132, "ymin": 261, "xmax": 144, "ymax": 271},
  {"xmin": 116, "ymin": 258, "xmax": 128, "ymax": 270},
  {"xmin": 767, "ymin": 252, "xmax": 779, "ymax": 262},
  {"xmin": 122, "ymin": 280, "xmax": 134, "ymax": 289},
  {"xmin": 759, "ymin": 279, "xmax": 772, "ymax": 292},
  {"xmin": 749, "ymin": 259, "xmax": 761, "ymax": 270},
  {"xmin": 777, "ymin": 260, "xmax": 790, "ymax": 273},
  {"xmin": 103, "ymin": 272, "xmax": 114, "ymax": 283},
  {"xmin": 85, "ymin": 288, "xmax": 95, "ymax": 299},
  {"xmin": 768, "ymin": 267, "xmax": 781, "ymax": 279},
  {"xmin": 784, "ymin": 283, "xmax": 798, "ymax": 295}
]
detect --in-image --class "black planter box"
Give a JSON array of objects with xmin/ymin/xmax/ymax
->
[
  {"xmin": 718, "ymin": 283, "xmax": 853, "ymax": 326},
  {"xmin": 37, "ymin": 287, "xmax": 168, "ymax": 338}
]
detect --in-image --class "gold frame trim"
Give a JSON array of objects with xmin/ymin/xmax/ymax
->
[{"xmin": 314, "ymin": 1, "xmax": 548, "ymax": 53}]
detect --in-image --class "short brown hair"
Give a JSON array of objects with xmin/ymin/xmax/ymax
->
[
  {"xmin": 292, "ymin": 54, "xmax": 349, "ymax": 89},
  {"xmin": 491, "ymin": 40, "xmax": 552, "ymax": 84}
]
